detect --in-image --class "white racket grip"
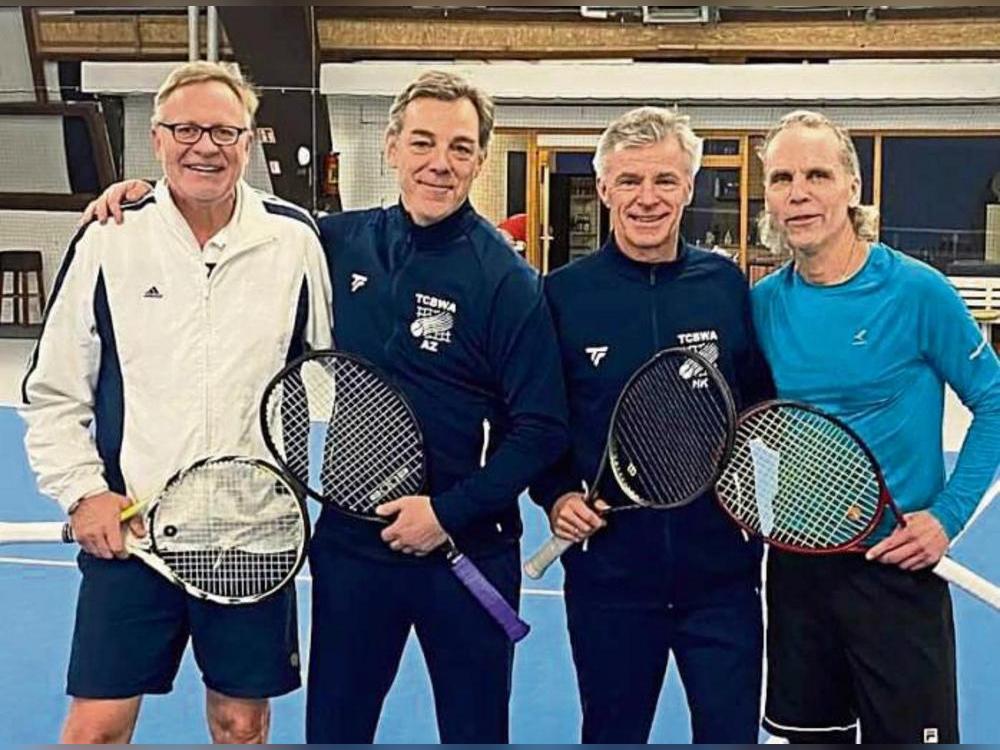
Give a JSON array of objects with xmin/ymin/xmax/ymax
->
[
  {"xmin": 933, "ymin": 556, "xmax": 1000, "ymax": 610},
  {"xmin": 523, "ymin": 535, "xmax": 575, "ymax": 579},
  {"xmin": 0, "ymin": 521, "xmax": 72, "ymax": 544}
]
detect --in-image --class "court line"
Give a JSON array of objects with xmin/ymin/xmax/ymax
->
[{"xmin": 0, "ymin": 555, "xmax": 75, "ymax": 568}]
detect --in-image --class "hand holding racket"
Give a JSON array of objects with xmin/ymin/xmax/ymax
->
[
  {"xmin": 547, "ymin": 492, "xmax": 610, "ymax": 545},
  {"xmin": 524, "ymin": 347, "xmax": 736, "ymax": 579},
  {"xmin": 715, "ymin": 401, "xmax": 1000, "ymax": 610},
  {"xmin": 64, "ymin": 490, "xmax": 147, "ymax": 559},
  {"xmin": 260, "ymin": 349, "xmax": 531, "ymax": 643},
  {"xmin": 0, "ymin": 457, "xmax": 310, "ymax": 605}
]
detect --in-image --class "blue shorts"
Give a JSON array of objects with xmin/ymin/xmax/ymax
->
[{"xmin": 67, "ymin": 551, "xmax": 301, "ymax": 700}]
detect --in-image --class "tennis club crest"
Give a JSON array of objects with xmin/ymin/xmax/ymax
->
[
  {"xmin": 411, "ymin": 292, "xmax": 457, "ymax": 353},
  {"xmin": 676, "ymin": 330, "xmax": 719, "ymax": 388}
]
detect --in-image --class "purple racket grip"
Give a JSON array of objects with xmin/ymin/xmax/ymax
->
[{"xmin": 448, "ymin": 551, "xmax": 530, "ymax": 643}]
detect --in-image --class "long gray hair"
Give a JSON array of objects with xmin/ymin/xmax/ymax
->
[{"xmin": 757, "ymin": 110, "xmax": 879, "ymax": 254}]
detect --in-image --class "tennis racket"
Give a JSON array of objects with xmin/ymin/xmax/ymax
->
[
  {"xmin": 715, "ymin": 400, "xmax": 1000, "ymax": 610},
  {"xmin": 0, "ymin": 456, "xmax": 310, "ymax": 605},
  {"xmin": 523, "ymin": 347, "xmax": 737, "ymax": 579},
  {"xmin": 259, "ymin": 349, "xmax": 530, "ymax": 643}
]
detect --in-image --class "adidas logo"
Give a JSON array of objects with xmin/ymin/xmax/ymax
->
[{"xmin": 143, "ymin": 286, "xmax": 162, "ymax": 299}]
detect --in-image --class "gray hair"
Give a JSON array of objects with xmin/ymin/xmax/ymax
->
[
  {"xmin": 593, "ymin": 106, "xmax": 703, "ymax": 179},
  {"xmin": 385, "ymin": 70, "xmax": 495, "ymax": 150},
  {"xmin": 152, "ymin": 61, "xmax": 259, "ymax": 127},
  {"xmin": 757, "ymin": 109, "xmax": 879, "ymax": 254}
]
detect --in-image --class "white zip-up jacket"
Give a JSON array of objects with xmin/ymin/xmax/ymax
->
[{"xmin": 21, "ymin": 180, "xmax": 333, "ymax": 512}]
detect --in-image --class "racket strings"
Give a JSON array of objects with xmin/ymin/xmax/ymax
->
[
  {"xmin": 717, "ymin": 407, "xmax": 881, "ymax": 549},
  {"xmin": 266, "ymin": 370, "xmax": 313, "ymax": 480},
  {"xmin": 611, "ymin": 355, "xmax": 732, "ymax": 506},
  {"xmin": 265, "ymin": 355, "xmax": 424, "ymax": 515},
  {"xmin": 151, "ymin": 460, "xmax": 306, "ymax": 599},
  {"xmin": 158, "ymin": 549, "xmax": 301, "ymax": 599},
  {"xmin": 766, "ymin": 414, "xmax": 876, "ymax": 546},
  {"xmin": 618, "ymin": 378, "xmax": 717, "ymax": 495},
  {"xmin": 319, "ymin": 366, "xmax": 422, "ymax": 512}
]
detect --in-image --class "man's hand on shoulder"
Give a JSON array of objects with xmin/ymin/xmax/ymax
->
[{"xmin": 80, "ymin": 180, "xmax": 154, "ymax": 227}]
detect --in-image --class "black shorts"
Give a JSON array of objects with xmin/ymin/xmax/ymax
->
[
  {"xmin": 762, "ymin": 550, "xmax": 958, "ymax": 743},
  {"xmin": 67, "ymin": 551, "xmax": 301, "ymax": 700}
]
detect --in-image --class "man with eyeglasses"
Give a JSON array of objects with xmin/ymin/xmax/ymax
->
[
  {"xmin": 21, "ymin": 61, "xmax": 331, "ymax": 742},
  {"xmin": 83, "ymin": 68, "xmax": 569, "ymax": 743}
]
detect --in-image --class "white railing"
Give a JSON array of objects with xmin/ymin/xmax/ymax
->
[{"xmin": 950, "ymin": 275, "xmax": 1000, "ymax": 340}]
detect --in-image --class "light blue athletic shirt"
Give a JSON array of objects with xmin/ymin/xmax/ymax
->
[{"xmin": 751, "ymin": 243, "xmax": 1000, "ymax": 542}]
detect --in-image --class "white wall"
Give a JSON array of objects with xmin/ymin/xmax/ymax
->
[
  {"xmin": 0, "ymin": 7, "xmax": 35, "ymax": 103},
  {"xmin": 0, "ymin": 116, "xmax": 72, "ymax": 193}
]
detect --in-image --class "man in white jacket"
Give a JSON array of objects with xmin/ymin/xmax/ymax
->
[{"xmin": 21, "ymin": 62, "xmax": 331, "ymax": 743}]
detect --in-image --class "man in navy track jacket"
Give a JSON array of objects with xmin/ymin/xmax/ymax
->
[
  {"xmin": 307, "ymin": 71, "xmax": 569, "ymax": 743},
  {"xmin": 531, "ymin": 107, "xmax": 774, "ymax": 743}
]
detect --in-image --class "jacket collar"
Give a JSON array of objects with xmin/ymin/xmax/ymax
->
[
  {"xmin": 154, "ymin": 179, "xmax": 275, "ymax": 257},
  {"xmin": 601, "ymin": 233, "xmax": 691, "ymax": 282},
  {"xmin": 397, "ymin": 199, "xmax": 477, "ymax": 248}
]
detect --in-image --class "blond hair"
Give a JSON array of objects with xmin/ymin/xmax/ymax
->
[
  {"xmin": 757, "ymin": 109, "xmax": 879, "ymax": 254},
  {"xmin": 594, "ymin": 106, "xmax": 703, "ymax": 179},
  {"xmin": 385, "ymin": 70, "xmax": 495, "ymax": 150},
  {"xmin": 152, "ymin": 61, "xmax": 259, "ymax": 127}
]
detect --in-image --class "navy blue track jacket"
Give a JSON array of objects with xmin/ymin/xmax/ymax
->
[
  {"xmin": 532, "ymin": 238, "xmax": 774, "ymax": 605},
  {"xmin": 316, "ymin": 201, "xmax": 569, "ymax": 560}
]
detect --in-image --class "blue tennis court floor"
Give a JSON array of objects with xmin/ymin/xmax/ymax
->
[{"xmin": 0, "ymin": 407, "xmax": 997, "ymax": 743}]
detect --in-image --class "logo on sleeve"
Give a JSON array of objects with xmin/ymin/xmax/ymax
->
[
  {"xmin": 411, "ymin": 292, "xmax": 456, "ymax": 353},
  {"xmin": 350, "ymin": 273, "xmax": 368, "ymax": 293},
  {"xmin": 585, "ymin": 346, "xmax": 609, "ymax": 367}
]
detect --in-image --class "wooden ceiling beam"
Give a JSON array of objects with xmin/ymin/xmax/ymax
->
[
  {"xmin": 29, "ymin": 10, "xmax": 1000, "ymax": 62},
  {"xmin": 317, "ymin": 16, "xmax": 1000, "ymax": 61},
  {"xmin": 31, "ymin": 11, "xmax": 232, "ymax": 59}
]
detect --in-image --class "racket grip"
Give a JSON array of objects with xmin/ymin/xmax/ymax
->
[
  {"xmin": 448, "ymin": 552, "xmax": 531, "ymax": 643},
  {"xmin": 933, "ymin": 556, "xmax": 1000, "ymax": 610},
  {"xmin": 0, "ymin": 521, "xmax": 74, "ymax": 544},
  {"xmin": 523, "ymin": 534, "xmax": 574, "ymax": 580}
]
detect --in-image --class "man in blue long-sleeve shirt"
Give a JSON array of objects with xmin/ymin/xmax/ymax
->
[
  {"xmin": 531, "ymin": 107, "xmax": 774, "ymax": 743},
  {"xmin": 753, "ymin": 110, "xmax": 1000, "ymax": 744}
]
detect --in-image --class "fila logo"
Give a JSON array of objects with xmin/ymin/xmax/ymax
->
[
  {"xmin": 923, "ymin": 727, "xmax": 939, "ymax": 743},
  {"xmin": 852, "ymin": 329, "xmax": 868, "ymax": 346},
  {"xmin": 350, "ymin": 273, "xmax": 368, "ymax": 293},
  {"xmin": 585, "ymin": 346, "xmax": 609, "ymax": 367},
  {"xmin": 143, "ymin": 286, "xmax": 162, "ymax": 299}
]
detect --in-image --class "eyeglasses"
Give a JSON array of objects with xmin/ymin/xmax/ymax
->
[{"xmin": 156, "ymin": 121, "xmax": 249, "ymax": 147}]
